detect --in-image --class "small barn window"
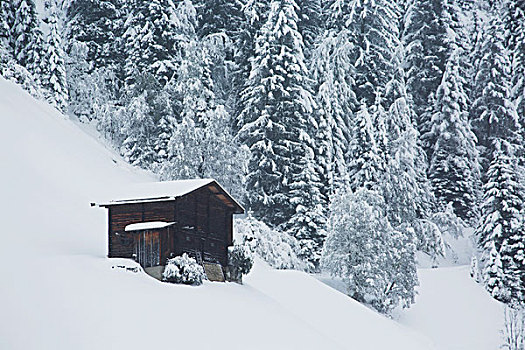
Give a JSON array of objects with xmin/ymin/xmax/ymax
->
[
  {"xmin": 186, "ymin": 236, "xmax": 191, "ymax": 242},
  {"xmin": 210, "ymin": 242, "xmax": 215, "ymax": 248}
]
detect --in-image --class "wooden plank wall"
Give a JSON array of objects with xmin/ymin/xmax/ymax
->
[
  {"xmin": 107, "ymin": 187, "xmax": 235, "ymax": 267},
  {"xmin": 108, "ymin": 201, "xmax": 176, "ymax": 259}
]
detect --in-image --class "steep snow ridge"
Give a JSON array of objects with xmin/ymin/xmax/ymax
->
[{"xmin": 0, "ymin": 77, "xmax": 437, "ymax": 350}]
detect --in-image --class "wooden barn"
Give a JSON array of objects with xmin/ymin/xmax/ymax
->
[{"xmin": 96, "ymin": 179, "xmax": 244, "ymax": 280}]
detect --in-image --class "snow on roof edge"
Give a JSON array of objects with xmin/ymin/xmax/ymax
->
[
  {"xmin": 125, "ymin": 221, "xmax": 176, "ymax": 232},
  {"xmin": 96, "ymin": 178, "xmax": 244, "ymax": 213}
]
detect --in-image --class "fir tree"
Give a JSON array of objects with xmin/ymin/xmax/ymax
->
[
  {"xmin": 12, "ymin": 0, "xmax": 44, "ymax": 81},
  {"xmin": 0, "ymin": 0, "xmax": 12, "ymax": 50},
  {"xmin": 347, "ymin": 104, "xmax": 385, "ymax": 192},
  {"xmin": 193, "ymin": 0, "xmax": 243, "ymax": 39},
  {"xmin": 471, "ymin": 12, "xmax": 520, "ymax": 168},
  {"xmin": 327, "ymin": 0, "xmax": 400, "ymax": 108},
  {"xmin": 43, "ymin": 1, "xmax": 68, "ymax": 111},
  {"xmin": 120, "ymin": 91, "xmax": 157, "ymax": 167},
  {"xmin": 66, "ymin": 0, "xmax": 124, "ymax": 71},
  {"xmin": 310, "ymin": 27, "xmax": 356, "ymax": 194},
  {"xmin": 237, "ymin": 0, "xmax": 324, "ymax": 244},
  {"xmin": 0, "ymin": 0, "xmax": 14, "ymax": 73},
  {"xmin": 403, "ymin": 0, "xmax": 453, "ymax": 159},
  {"xmin": 428, "ymin": 51, "xmax": 480, "ymax": 222},
  {"xmin": 123, "ymin": 0, "xmax": 182, "ymax": 89},
  {"xmin": 504, "ymin": 0, "xmax": 525, "ymax": 131},
  {"xmin": 296, "ymin": 0, "xmax": 322, "ymax": 59},
  {"xmin": 477, "ymin": 139, "xmax": 525, "ymax": 303}
]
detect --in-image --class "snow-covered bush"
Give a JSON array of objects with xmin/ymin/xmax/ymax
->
[
  {"xmin": 227, "ymin": 241, "xmax": 254, "ymax": 283},
  {"xmin": 162, "ymin": 253, "xmax": 206, "ymax": 286},
  {"xmin": 321, "ymin": 188, "xmax": 418, "ymax": 314},
  {"xmin": 235, "ymin": 215, "xmax": 306, "ymax": 270}
]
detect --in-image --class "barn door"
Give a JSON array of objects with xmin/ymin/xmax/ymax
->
[{"xmin": 133, "ymin": 231, "xmax": 160, "ymax": 268}]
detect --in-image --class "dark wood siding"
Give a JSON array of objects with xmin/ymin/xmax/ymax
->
[
  {"xmin": 106, "ymin": 185, "xmax": 237, "ymax": 267},
  {"xmin": 108, "ymin": 201, "xmax": 176, "ymax": 259}
]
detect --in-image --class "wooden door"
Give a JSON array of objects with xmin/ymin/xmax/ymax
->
[{"xmin": 133, "ymin": 231, "xmax": 160, "ymax": 268}]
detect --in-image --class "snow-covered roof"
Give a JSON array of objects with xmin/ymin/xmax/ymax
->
[
  {"xmin": 124, "ymin": 221, "xmax": 175, "ymax": 232},
  {"xmin": 96, "ymin": 179, "xmax": 244, "ymax": 213}
]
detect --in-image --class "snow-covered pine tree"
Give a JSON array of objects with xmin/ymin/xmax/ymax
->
[
  {"xmin": 123, "ymin": 0, "xmax": 181, "ymax": 89},
  {"xmin": 321, "ymin": 188, "xmax": 417, "ymax": 314},
  {"xmin": 310, "ymin": 25, "xmax": 356, "ymax": 195},
  {"xmin": 296, "ymin": 0, "xmax": 322, "ymax": 59},
  {"xmin": 428, "ymin": 51, "xmax": 480, "ymax": 222},
  {"xmin": 403, "ymin": 0, "xmax": 453, "ymax": 159},
  {"xmin": 0, "ymin": 0, "xmax": 12, "ymax": 49},
  {"xmin": 381, "ymin": 88, "xmax": 434, "ymax": 227},
  {"xmin": 0, "ymin": 0, "xmax": 14, "ymax": 72},
  {"xmin": 11, "ymin": 0, "xmax": 44, "ymax": 83},
  {"xmin": 66, "ymin": 0, "xmax": 123, "ymax": 71},
  {"xmin": 477, "ymin": 138, "xmax": 525, "ymax": 303},
  {"xmin": 237, "ymin": 0, "xmax": 322, "ymax": 232},
  {"xmin": 193, "ymin": 0, "xmax": 243, "ymax": 39},
  {"xmin": 327, "ymin": 0, "xmax": 400, "ymax": 108},
  {"xmin": 231, "ymin": 0, "xmax": 271, "ymax": 124},
  {"xmin": 285, "ymin": 135, "xmax": 327, "ymax": 271},
  {"xmin": 347, "ymin": 103, "xmax": 386, "ymax": 192},
  {"xmin": 120, "ymin": 92, "xmax": 156, "ymax": 167},
  {"xmin": 504, "ymin": 0, "xmax": 525, "ymax": 132},
  {"xmin": 471, "ymin": 11, "xmax": 520, "ymax": 168},
  {"xmin": 43, "ymin": 1, "xmax": 68, "ymax": 112}
]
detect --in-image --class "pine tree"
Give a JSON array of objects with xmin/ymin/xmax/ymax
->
[
  {"xmin": 471, "ymin": 12, "xmax": 520, "ymax": 168},
  {"xmin": 327, "ymin": 0, "xmax": 400, "ymax": 108},
  {"xmin": 477, "ymin": 139, "xmax": 525, "ymax": 303},
  {"xmin": 193, "ymin": 0, "xmax": 243, "ymax": 39},
  {"xmin": 0, "ymin": 0, "xmax": 12, "ymax": 49},
  {"xmin": 120, "ymin": 92, "xmax": 157, "ymax": 167},
  {"xmin": 123, "ymin": 0, "xmax": 182, "ymax": 89},
  {"xmin": 428, "ymin": 51, "xmax": 480, "ymax": 222},
  {"xmin": 12, "ymin": 0, "xmax": 44, "ymax": 81},
  {"xmin": 403, "ymin": 0, "xmax": 453, "ymax": 159},
  {"xmin": 237, "ymin": 0, "xmax": 323, "ymax": 242},
  {"xmin": 43, "ymin": 1, "xmax": 68, "ymax": 111},
  {"xmin": 382, "ymin": 95, "xmax": 434, "ymax": 227},
  {"xmin": 310, "ymin": 27, "xmax": 356, "ymax": 194},
  {"xmin": 231, "ymin": 0, "xmax": 271, "ymax": 125},
  {"xmin": 160, "ymin": 17, "xmax": 248, "ymax": 199},
  {"xmin": 296, "ymin": 0, "xmax": 322, "ymax": 59},
  {"xmin": 504, "ymin": 0, "xmax": 525, "ymax": 131},
  {"xmin": 347, "ymin": 104, "xmax": 385, "ymax": 192},
  {"xmin": 0, "ymin": 0, "xmax": 14, "ymax": 72},
  {"xmin": 66, "ymin": 0, "xmax": 123, "ymax": 71}
]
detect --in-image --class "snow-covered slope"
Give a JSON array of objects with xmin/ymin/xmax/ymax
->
[
  {"xmin": 395, "ymin": 266, "xmax": 505, "ymax": 350},
  {"xmin": 0, "ymin": 77, "xmax": 501, "ymax": 350}
]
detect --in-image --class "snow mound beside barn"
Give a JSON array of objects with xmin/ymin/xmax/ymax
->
[{"xmin": 0, "ymin": 77, "xmax": 501, "ymax": 350}]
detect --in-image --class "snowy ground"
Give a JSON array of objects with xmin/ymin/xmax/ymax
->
[
  {"xmin": 394, "ymin": 266, "xmax": 505, "ymax": 350},
  {"xmin": 0, "ymin": 77, "xmax": 504, "ymax": 349}
]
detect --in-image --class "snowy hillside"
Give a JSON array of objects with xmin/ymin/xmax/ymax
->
[{"xmin": 0, "ymin": 78, "xmax": 503, "ymax": 350}]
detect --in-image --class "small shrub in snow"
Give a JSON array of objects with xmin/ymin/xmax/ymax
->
[
  {"xmin": 227, "ymin": 241, "xmax": 254, "ymax": 283},
  {"xmin": 235, "ymin": 215, "xmax": 306, "ymax": 270},
  {"xmin": 470, "ymin": 256, "xmax": 480, "ymax": 283},
  {"xmin": 162, "ymin": 253, "xmax": 206, "ymax": 286}
]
